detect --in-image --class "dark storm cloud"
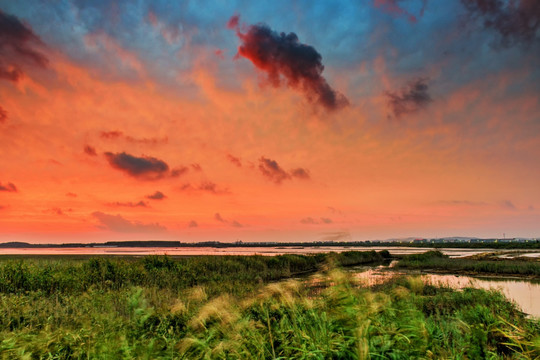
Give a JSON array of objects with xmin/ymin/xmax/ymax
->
[
  {"xmin": 462, "ymin": 0, "xmax": 540, "ymax": 47},
  {"xmin": 227, "ymin": 154, "xmax": 242, "ymax": 167},
  {"xmin": 0, "ymin": 182, "xmax": 17, "ymax": 192},
  {"xmin": 84, "ymin": 145, "xmax": 97, "ymax": 156},
  {"xmin": 92, "ymin": 211, "xmax": 166, "ymax": 233},
  {"xmin": 229, "ymin": 15, "xmax": 348, "ymax": 111},
  {"xmin": 146, "ymin": 191, "xmax": 166, "ymax": 200},
  {"xmin": 0, "ymin": 106, "xmax": 7, "ymax": 123},
  {"xmin": 0, "ymin": 10, "xmax": 48, "ymax": 82},
  {"xmin": 104, "ymin": 151, "xmax": 170, "ymax": 180},
  {"xmin": 385, "ymin": 78, "xmax": 432, "ymax": 118}
]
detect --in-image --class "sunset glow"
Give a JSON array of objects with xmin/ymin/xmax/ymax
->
[{"xmin": 1, "ymin": 1, "xmax": 539, "ymax": 243}]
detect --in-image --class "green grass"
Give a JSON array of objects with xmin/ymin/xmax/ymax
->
[
  {"xmin": 395, "ymin": 250, "xmax": 540, "ymax": 276},
  {"xmin": 0, "ymin": 253, "xmax": 538, "ymax": 359}
]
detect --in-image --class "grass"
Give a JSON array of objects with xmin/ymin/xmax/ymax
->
[
  {"xmin": 0, "ymin": 252, "xmax": 538, "ymax": 359},
  {"xmin": 395, "ymin": 250, "xmax": 540, "ymax": 277}
]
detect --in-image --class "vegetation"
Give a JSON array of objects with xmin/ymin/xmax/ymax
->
[
  {"xmin": 396, "ymin": 250, "xmax": 540, "ymax": 277},
  {"xmin": 0, "ymin": 252, "xmax": 538, "ymax": 359}
]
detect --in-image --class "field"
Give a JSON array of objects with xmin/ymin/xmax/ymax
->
[{"xmin": 1, "ymin": 251, "xmax": 539, "ymax": 359}]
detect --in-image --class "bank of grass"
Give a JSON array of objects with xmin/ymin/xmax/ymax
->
[
  {"xmin": 1, "ymin": 252, "xmax": 539, "ymax": 359},
  {"xmin": 0, "ymin": 251, "xmax": 388, "ymax": 296},
  {"xmin": 396, "ymin": 250, "xmax": 540, "ymax": 277}
]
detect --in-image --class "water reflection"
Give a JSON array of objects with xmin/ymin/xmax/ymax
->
[{"xmin": 352, "ymin": 268, "xmax": 540, "ymax": 318}]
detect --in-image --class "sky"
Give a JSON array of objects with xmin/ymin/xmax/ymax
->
[{"xmin": 0, "ymin": 0, "xmax": 539, "ymax": 243}]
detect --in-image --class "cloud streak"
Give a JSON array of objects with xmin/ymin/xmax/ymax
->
[{"xmin": 229, "ymin": 15, "xmax": 348, "ymax": 111}]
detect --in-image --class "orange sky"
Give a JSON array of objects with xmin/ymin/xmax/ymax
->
[{"xmin": 1, "ymin": 2, "xmax": 539, "ymax": 243}]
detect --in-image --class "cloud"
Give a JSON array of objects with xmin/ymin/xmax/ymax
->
[
  {"xmin": 300, "ymin": 217, "xmax": 317, "ymax": 224},
  {"xmin": 290, "ymin": 168, "xmax": 311, "ymax": 180},
  {"xmin": 461, "ymin": 0, "xmax": 540, "ymax": 47},
  {"xmin": 66, "ymin": 192, "xmax": 77, "ymax": 198},
  {"xmin": 373, "ymin": 0, "xmax": 427, "ymax": 23},
  {"xmin": 171, "ymin": 166, "xmax": 189, "ymax": 177},
  {"xmin": 499, "ymin": 200, "xmax": 517, "ymax": 210},
  {"xmin": 100, "ymin": 130, "xmax": 168, "ymax": 145},
  {"xmin": 191, "ymin": 163, "xmax": 202, "ymax": 171},
  {"xmin": 179, "ymin": 181, "xmax": 230, "ymax": 195},
  {"xmin": 214, "ymin": 212, "xmax": 243, "ymax": 227},
  {"xmin": 104, "ymin": 151, "xmax": 171, "ymax": 180},
  {"xmin": 215, "ymin": 212, "xmax": 226, "ymax": 222},
  {"xmin": 320, "ymin": 231, "xmax": 352, "ymax": 241},
  {"xmin": 300, "ymin": 217, "xmax": 333, "ymax": 224},
  {"xmin": 229, "ymin": 15, "xmax": 348, "ymax": 111},
  {"xmin": 227, "ymin": 154, "xmax": 242, "ymax": 167},
  {"xmin": 188, "ymin": 220, "xmax": 198, "ymax": 228},
  {"xmin": 100, "ymin": 130, "xmax": 123, "ymax": 139},
  {"xmin": 108, "ymin": 201, "xmax": 148, "ymax": 208},
  {"xmin": 146, "ymin": 191, "xmax": 166, "ymax": 200},
  {"xmin": 84, "ymin": 145, "xmax": 97, "ymax": 156},
  {"xmin": 0, "ymin": 106, "xmax": 7, "ymax": 123},
  {"xmin": 92, "ymin": 211, "xmax": 166, "ymax": 233},
  {"xmin": 44, "ymin": 207, "xmax": 72, "ymax": 216},
  {"xmin": 385, "ymin": 78, "xmax": 432, "ymax": 118},
  {"xmin": 0, "ymin": 182, "xmax": 17, "ymax": 192},
  {"xmin": 258, "ymin": 157, "xmax": 291, "ymax": 184},
  {"xmin": 0, "ymin": 10, "xmax": 48, "ymax": 82},
  {"xmin": 435, "ymin": 200, "xmax": 488, "ymax": 207},
  {"xmin": 258, "ymin": 157, "xmax": 311, "ymax": 184}
]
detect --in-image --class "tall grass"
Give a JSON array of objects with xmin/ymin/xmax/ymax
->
[
  {"xmin": 396, "ymin": 250, "xmax": 540, "ymax": 276},
  {"xmin": 0, "ymin": 253, "xmax": 538, "ymax": 359}
]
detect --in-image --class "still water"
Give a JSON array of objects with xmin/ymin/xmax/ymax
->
[
  {"xmin": 2, "ymin": 246, "xmax": 535, "ymax": 258},
  {"xmin": 352, "ymin": 267, "xmax": 540, "ymax": 318}
]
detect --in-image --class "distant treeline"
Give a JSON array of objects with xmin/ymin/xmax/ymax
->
[{"xmin": 1, "ymin": 239, "xmax": 539, "ymax": 249}]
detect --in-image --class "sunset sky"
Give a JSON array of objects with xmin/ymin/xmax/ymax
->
[{"xmin": 1, "ymin": 1, "xmax": 539, "ymax": 243}]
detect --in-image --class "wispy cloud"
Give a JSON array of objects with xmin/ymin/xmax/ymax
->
[{"xmin": 385, "ymin": 78, "xmax": 432, "ymax": 118}]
